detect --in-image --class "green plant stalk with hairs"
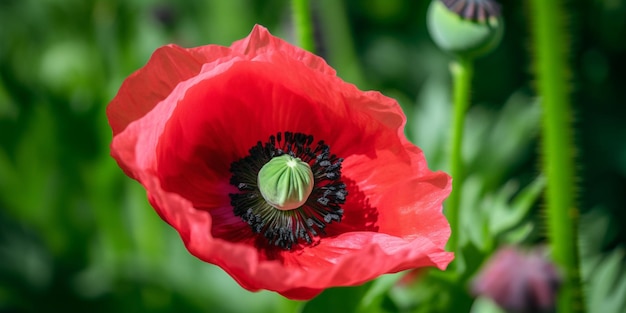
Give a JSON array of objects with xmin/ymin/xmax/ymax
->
[{"xmin": 528, "ymin": 1, "xmax": 585, "ymax": 312}]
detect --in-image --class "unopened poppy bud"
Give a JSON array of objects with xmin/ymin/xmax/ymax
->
[
  {"xmin": 472, "ymin": 246, "xmax": 561, "ymax": 313},
  {"xmin": 258, "ymin": 154, "xmax": 314, "ymax": 210},
  {"xmin": 427, "ymin": 0, "xmax": 504, "ymax": 59}
]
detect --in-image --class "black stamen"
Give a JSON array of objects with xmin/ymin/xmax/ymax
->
[
  {"xmin": 229, "ymin": 132, "xmax": 347, "ymax": 250},
  {"xmin": 440, "ymin": 0, "xmax": 501, "ymax": 21}
]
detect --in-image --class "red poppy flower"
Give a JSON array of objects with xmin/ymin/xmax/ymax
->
[{"xmin": 107, "ymin": 24, "xmax": 453, "ymax": 300}]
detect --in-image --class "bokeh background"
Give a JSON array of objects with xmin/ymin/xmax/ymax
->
[{"xmin": 1, "ymin": 0, "xmax": 625, "ymax": 312}]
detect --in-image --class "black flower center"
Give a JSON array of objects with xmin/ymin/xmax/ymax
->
[{"xmin": 229, "ymin": 132, "xmax": 347, "ymax": 250}]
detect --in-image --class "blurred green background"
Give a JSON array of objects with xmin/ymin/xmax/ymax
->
[{"xmin": 1, "ymin": 0, "xmax": 626, "ymax": 312}]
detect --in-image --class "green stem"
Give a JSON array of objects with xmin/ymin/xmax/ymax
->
[
  {"xmin": 528, "ymin": 1, "xmax": 584, "ymax": 312},
  {"xmin": 317, "ymin": 0, "xmax": 366, "ymax": 88},
  {"xmin": 291, "ymin": 0, "xmax": 315, "ymax": 53},
  {"xmin": 446, "ymin": 57, "xmax": 473, "ymax": 258}
]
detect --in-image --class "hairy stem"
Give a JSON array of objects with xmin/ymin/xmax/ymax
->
[
  {"xmin": 447, "ymin": 57, "xmax": 473, "ymax": 258},
  {"xmin": 291, "ymin": 0, "xmax": 315, "ymax": 53},
  {"xmin": 528, "ymin": 1, "xmax": 584, "ymax": 312}
]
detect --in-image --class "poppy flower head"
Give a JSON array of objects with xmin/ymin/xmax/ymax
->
[{"xmin": 107, "ymin": 24, "xmax": 453, "ymax": 299}]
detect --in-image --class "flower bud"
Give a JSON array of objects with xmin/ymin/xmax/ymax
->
[
  {"xmin": 258, "ymin": 154, "xmax": 314, "ymax": 210},
  {"xmin": 472, "ymin": 246, "xmax": 561, "ymax": 313},
  {"xmin": 427, "ymin": 0, "xmax": 504, "ymax": 59}
]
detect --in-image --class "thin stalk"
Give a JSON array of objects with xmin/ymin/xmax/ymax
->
[
  {"xmin": 291, "ymin": 0, "xmax": 315, "ymax": 53},
  {"xmin": 318, "ymin": 0, "xmax": 366, "ymax": 87},
  {"xmin": 446, "ymin": 57, "xmax": 473, "ymax": 257},
  {"xmin": 528, "ymin": 1, "xmax": 584, "ymax": 312}
]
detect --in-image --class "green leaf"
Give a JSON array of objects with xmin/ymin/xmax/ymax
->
[
  {"xmin": 388, "ymin": 268, "xmax": 472, "ymax": 313},
  {"xmin": 465, "ymin": 91, "xmax": 541, "ymax": 190},
  {"xmin": 356, "ymin": 273, "xmax": 404, "ymax": 312},
  {"xmin": 458, "ymin": 175, "xmax": 492, "ymax": 252},
  {"xmin": 584, "ymin": 247, "xmax": 626, "ymax": 313},
  {"xmin": 490, "ymin": 175, "xmax": 545, "ymax": 236},
  {"xmin": 456, "ymin": 240, "xmax": 488, "ymax": 281},
  {"xmin": 410, "ymin": 73, "xmax": 451, "ymax": 171},
  {"xmin": 300, "ymin": 283, "xmax": 372, "ymax": 313},
  {"xmin": 469, "ymin": 297, "xmax": 507, "ymax": 313}
]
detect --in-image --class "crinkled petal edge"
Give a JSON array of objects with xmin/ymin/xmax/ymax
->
[{"xmin": 139, "ymin": 170, "xmax": 452, "ymax": 300}]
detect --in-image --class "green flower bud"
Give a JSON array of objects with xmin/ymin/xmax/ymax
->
[
  {"xmin": 258, "ymin": 154, "xmax": 314, "ymax": 211},
  {"xmin": 427, "ymin": 0, "xmax": 504, "ymax": 59}
]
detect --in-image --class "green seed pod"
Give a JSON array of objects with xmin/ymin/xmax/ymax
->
[
  {"xmin": 257, "ymin": 154, "xmax": 314, "ymax": 211},
  {"xmin": 427, "ymin": 0, "xmax": 504, "ymax": 59}
]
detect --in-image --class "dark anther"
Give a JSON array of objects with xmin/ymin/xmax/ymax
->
[
  {"xmin": 440, "ymin": 0, "xmax": 501, "ymax": 21},
  {"xmin": 229, "ymin": 132, "xmax": 347, "ymax": 250}
]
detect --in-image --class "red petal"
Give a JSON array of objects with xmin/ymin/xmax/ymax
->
[
  {"xmin": 231, "ymin": 25, "xmax": 336, "ymax": 76},
  {"xmin": 107, "ymin": 44, "xmax": 231, "ymax": 136},
  {"xmin": 340, "ymin": 145, "xmax": 451, "ymax": 244},
  {"xmin": 153, "ymin": 57, "xmax": 372, "ymax": 207},
  {"xmin": 142, "ymin": 170, "xmax": 452, "ymax": 299}
]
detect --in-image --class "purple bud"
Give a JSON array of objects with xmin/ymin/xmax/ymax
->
[{"xmin": 472, "ymin": 246, "xmax": 561, "ymax": 313}]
